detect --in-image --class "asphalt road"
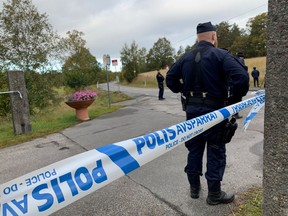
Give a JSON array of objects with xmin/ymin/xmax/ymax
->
[{"xmin": 0, "ymin": 83, "xmax": 264, "ymax": 216}]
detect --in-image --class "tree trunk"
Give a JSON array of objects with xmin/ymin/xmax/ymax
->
[{"xmin": 263, "ymin": 1, "xmax": 288, "ymax": 215}]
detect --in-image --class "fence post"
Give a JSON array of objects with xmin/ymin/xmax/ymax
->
[{"xmin": 7, "ymin": 70, "xmax": 32, "ymax": 135}]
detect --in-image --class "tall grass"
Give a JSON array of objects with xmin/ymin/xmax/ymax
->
[
  {"xmin": 127, "ymin": 69, "xmax": 168, "ymax": 88},
  {"xmin": 245, "ymin": 56, "xmax": 266, "ymax": 87},
  {"xmin": 125, "ymin": 57, "xmax": 266, "ymax": 88}
]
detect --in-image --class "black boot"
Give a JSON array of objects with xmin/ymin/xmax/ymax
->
[
  {"xmin": 190, "ymin": 186, "xmax": 201, "ymax": 199},
  {"xmin": 187, "ymin": 173, "xmax": 201, "ymax": 199},
  {"xmin": 206, "ymin": 191, "xmax": 235, "ymax": 205}
]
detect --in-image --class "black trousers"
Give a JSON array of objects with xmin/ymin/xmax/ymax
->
[
  {"xmin": 158, "ymin": 86, "xmax": 164, "ymax": 99},
  {"xmin": 253, "ymin": 77, "xmax": 259, "ymax": 87},
  {"xmin": 184, "ymin": 105, "xmax": 227, "ymax": 192}
]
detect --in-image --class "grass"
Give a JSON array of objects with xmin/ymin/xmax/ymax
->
[
  {"xmin": 245, "ymin": 56, "xmax": 266, "ymax": 87},
  {"xmin": 124, "ymin": 57, "xmax": 267, "ymax": 89},
  {"xmin": 0, "ymin": 88, "xmax": 131, "ymax": 148},
  {"xmin": 123, "ymin": 69, "xmax": 168, "ymax": 88},
  {"xmin": 229, "ymin": 187, "xmax": 262, "ymax": 216}
]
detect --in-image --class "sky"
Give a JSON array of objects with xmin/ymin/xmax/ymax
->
[{"xmin": 0, "ymin": 0, "xmax": 268, "ymax": 70}]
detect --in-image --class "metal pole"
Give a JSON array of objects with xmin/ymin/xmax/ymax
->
[
  {"xmin": 106, "ymin": 55, "xmax": 111, "ymax": 108},
  {"xmin": 106, "ymin": 65, "xmax": 111, "ymax": 108},
  {"xmin": 0, "ymin": 90, "xmax": 22, "ymax": 99}
]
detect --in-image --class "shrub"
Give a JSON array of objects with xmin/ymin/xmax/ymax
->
[
  {"xmin": 24, "ymin": 71, "xmax": 61, "ymax": 114},
  {"xmin": 0, "ymin": 72, "xmax": 11, "ymax": 117}
]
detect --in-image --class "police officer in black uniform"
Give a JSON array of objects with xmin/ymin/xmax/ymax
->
[
  {"xmin": 156, "ymin": 70, "xmax": 165, "ymax": 100},
  {"xmin": 166, "ymin": 22, "xmax": 249, "ymax": 205}
]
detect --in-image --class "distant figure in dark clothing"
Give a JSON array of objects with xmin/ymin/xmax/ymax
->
[
  {"xmin": 236, "ymin": 52, "xmax": 245, "ymax": 66},
  {"xmin": 251, "ymin": 67, "xmax": 260, "ymax": 87},
  {"xmin": 156, "ymin": 71, "xmax": 165, "ymax": 100}
]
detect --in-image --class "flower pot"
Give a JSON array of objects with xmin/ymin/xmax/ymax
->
[{"xmin": 65, "ymin": 99, "xmax": 95, "ymax": 121}]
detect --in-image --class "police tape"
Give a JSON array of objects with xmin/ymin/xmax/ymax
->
[
  {"xmin": 0, "ymin": 93, "xmax": 265, "ymax": 216},
  {"xmin": 243, "ymin": 90, "xmax": 266, "ymax": 130}
]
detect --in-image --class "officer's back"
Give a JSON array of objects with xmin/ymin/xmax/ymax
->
[
  {"xmin": 166, "ymin": 24, "xmax": 249, "ymax": 107},
  {"xmin": 165, "ymin": 21, "xmax": 249, "ymax": 206}
]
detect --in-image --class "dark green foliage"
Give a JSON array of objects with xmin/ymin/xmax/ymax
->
[
  {"xmin": 216, "ymin": 13, "xmax": 267, "ymax": 58},
  {"xmin": 123, "ymin": 62, "xmax": 137, "ymax": 83},
  {"xmin": 64, "ymin": 70, "xmax": 89, "ymax": 90},
  {"xmin": 146, "ymin": 37, "xmax": 174, "ymax": 70},
  {"xmin": 24, "ymin": 71, "xmax": 61, "ymax": 114},
  {"xmin": 120, "ymin": 41, "xmax": 142, "ymax": 82},
  {"xmin": 246, "ymin": 12, "xmax": 267, "ymax": 57},
  {"xmin": 62, "ymin": 47, "xmax": 101, "ymax": 89},
  {"xmin": 0, "ymin": 72, "xmax": 10, "ymax": 117},
  {"xmin": 62, "ymin": 30, "xmax": 101, "ymax": 90},
  {"xmin": 0, "ymin": 71, "xmax": 61, "ymax": 117},
  {"xmin": 174, "ymin": 15, "xmax": 267, "ymax": 61},
  {"xmin": 216, "ymin": 22, "xmax": 245, "ymax": 55},
  {"xmin": 42, "ymin": 70, "xmax": 65, "ymax": 88}
]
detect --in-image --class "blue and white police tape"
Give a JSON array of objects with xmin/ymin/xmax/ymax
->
[
  {"xmin": 0, "ymin": 93, "xmax": 265, "ymax": 216},
  {"xmin": 243, "ymin": 90, "xmax": 265, "ymax": 130}
]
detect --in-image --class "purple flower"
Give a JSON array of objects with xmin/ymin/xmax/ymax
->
[{"xmin": 68, "ymin": 90, "xmax": 97, "ymax": 101}]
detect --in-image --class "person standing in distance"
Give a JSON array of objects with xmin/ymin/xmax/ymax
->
[
  {"xmin": 251, "ymin": 67, "xmax": 260, "ymax": 87},
  {"xmin": 156, "ymin": 70, "xmax": 165, "ymax": 100},
  {"xmin": 166, "ymin": 22, "xmax": 249, "ymax": 205},
  {"xmin": 236, "ymin": 51, "xmax": 245, "ymax": 65}
]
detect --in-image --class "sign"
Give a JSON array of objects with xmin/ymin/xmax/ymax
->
[{"xmin": 112, "ymin": 59, "xmax": 118, "ymax": 66}]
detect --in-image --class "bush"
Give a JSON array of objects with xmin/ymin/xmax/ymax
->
[
  {"xmin": 0, "ymin": 72, "xmax": 11, "ymax": 118},
  {"xmin": 25, "ymin": 71, "xmax": 61, "ymax": 114},
  {"xmin": 64, "ymin": 70, "xmax": 90, "ymax": 90},
  {"xmin": 123, "ymin": 62, "xmax": 137, "ymax": 83}
]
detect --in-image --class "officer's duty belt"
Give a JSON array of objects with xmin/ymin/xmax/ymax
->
[{"xmin": 186, "ymin": 97, "xmax": 227, "ymax": 108}]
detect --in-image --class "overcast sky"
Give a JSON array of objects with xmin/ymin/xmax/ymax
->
[{"xmin": 0, "ymin": 0, "xmax": 268, "ymax": 63}]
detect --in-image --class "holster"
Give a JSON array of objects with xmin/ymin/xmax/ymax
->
[
  {"xmin": 221, "ymin": 117, "xmax": 238, "ymax": 144},
  {"xmin": 181, "ymin": 94, "xmax": 187, "ymax": 111}
]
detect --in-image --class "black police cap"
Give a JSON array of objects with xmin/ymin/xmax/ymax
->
[
  {"xmin": 196, "ymin": 22, "xmax": 216, "ymax": 33},
  {"xmin": 236, "ymin": 52, "xmax": 244, "ymax": 57}
]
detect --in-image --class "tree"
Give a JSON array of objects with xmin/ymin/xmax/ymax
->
[
  {"xmin": 0, "ymin": 0, "xmax": 59, "ymax": 71},
  {"xmin": 246, "ymin": 12, "xmax": 268, "ymax": 57},
  {"xmin": 216, "ymin": 21, "xmax": 232, "ymax": 49},
  {"xmin": 229, "ymin": 34, "xmax": 249, "ymax": 56},
  {"xmin": 216, "ymin": 22, "xmax": 245, "ymax": 55},
  {"xmin": 228, "ymin": 24, "xmax": 246, "ymax": 55},
  {"xmin": 61, "ymin": 30, "xmax": 86, "ymax": 60},
  {"xmin": 138, "ymin": 47, "xmax": 148, "ymax": 73},
  {"xmin": 120, "ymin": 41, "xmax": 141, "ymax": 82},
  {"xmin": 0, "ymin": 0, "xmax": 62, "ymax": 115},
  {"xmin": 62, "ymin": 30, "xmax": 100, "ymax": 89},
  {"xmin": 174, "ymin": 45, "xmax": 185, "ymax": 61},
  {"xmin": 263, "ymin": 1, "xmax": 288, "ymax": 215},
  {"xmin": 146, "ymin": 37, "xmax": 174, "ymax": 70}
]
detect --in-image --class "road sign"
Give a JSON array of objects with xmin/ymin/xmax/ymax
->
[{"xmin": 112, "ymin": 59, "xmax": 118, "ymax": 66}]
